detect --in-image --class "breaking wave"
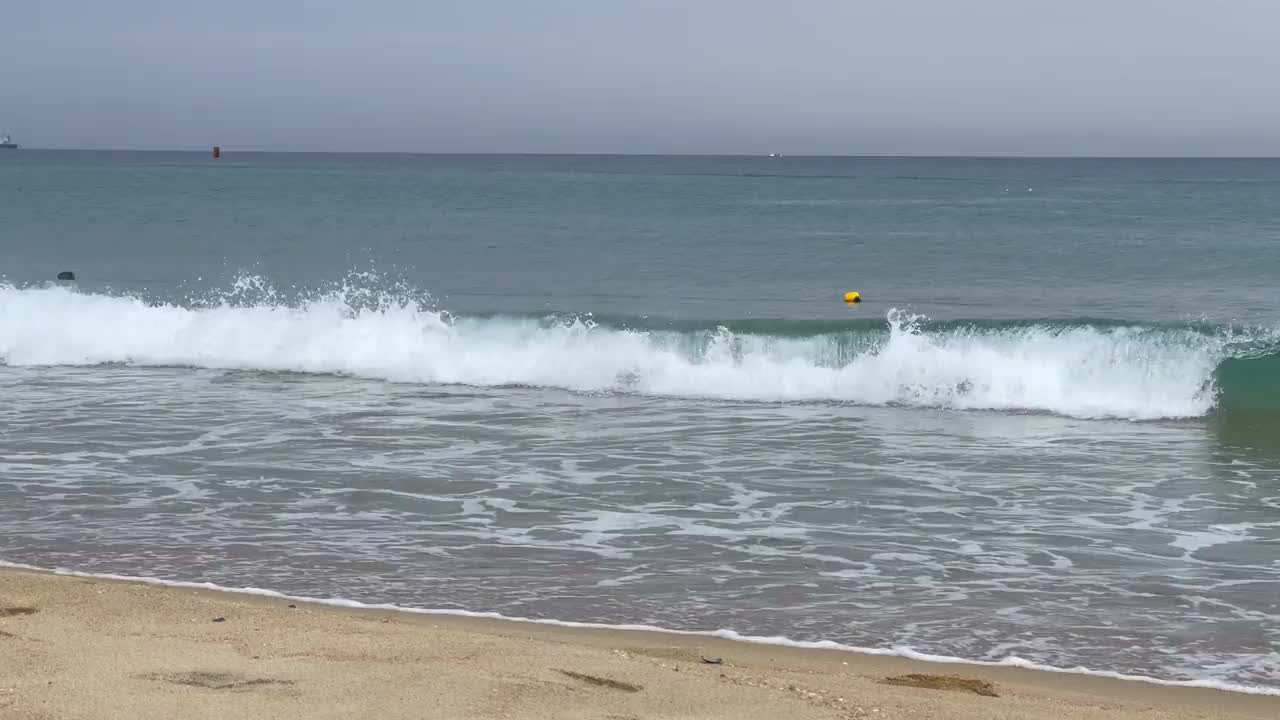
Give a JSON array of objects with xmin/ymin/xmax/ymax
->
[{"xmin": 1, "ymin": 278, "xmax": 1275, "ymax": 421}]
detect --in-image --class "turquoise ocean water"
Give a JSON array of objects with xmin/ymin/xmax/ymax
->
[{"xmin": 2, "ymin": 152, "xmax": 1279, "ymax": 692}]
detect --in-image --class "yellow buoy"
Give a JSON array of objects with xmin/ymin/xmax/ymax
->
[{"xmin": 844, "ymin": 291, "xmax": 862, "ymax": 304}]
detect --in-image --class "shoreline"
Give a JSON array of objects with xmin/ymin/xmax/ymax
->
[
  {"xmin": 3, "ymin": 566, "xmax": 1277, "ymax": 719},
  {"xmin": 1, "ymin": 560, "xmax": 1273, "ymax": 697}
]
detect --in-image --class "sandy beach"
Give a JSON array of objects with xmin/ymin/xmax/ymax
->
[{"xmin": 0, "ymin": 568, "xmax": 1274, "ymax": 719}]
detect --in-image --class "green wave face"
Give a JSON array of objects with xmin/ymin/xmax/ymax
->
[{"xmin": 1214, "ymin": 352, "xmax": 1280, "ymax": 415}]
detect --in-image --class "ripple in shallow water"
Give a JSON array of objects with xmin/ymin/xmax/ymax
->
[{"xmin": 1, "ymin": 365, "xmax": 1278, "ymax": 691}]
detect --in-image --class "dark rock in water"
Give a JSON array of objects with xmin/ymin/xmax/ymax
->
[
  {"xmin": 57, "ymin": 271, "xmax": 76, "ymax": 281},
  {"xmin": 212, "ymin": 616, "xmax": 226, "ymax": 623}
]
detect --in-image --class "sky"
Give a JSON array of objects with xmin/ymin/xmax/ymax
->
[{"xmin": 3, "ymin": 0, "xmax": 1279, "ymax": 155}]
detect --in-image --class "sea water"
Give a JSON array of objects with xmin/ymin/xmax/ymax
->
[{"xmin": 2, "ymin": 152, "xmax": 1279, "ymax": 692}]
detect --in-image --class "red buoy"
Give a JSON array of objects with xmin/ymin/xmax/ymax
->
[{"xmin": 212, "ymin": 146, "xmax": 221, "ymax": 159}]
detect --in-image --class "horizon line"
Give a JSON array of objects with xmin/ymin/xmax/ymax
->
[{"xmin": 8, "ymin": 147, "xmax": 1280, "ymax": 160}]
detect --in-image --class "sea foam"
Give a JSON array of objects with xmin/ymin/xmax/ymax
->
[{"xmin": 0, "ymin": 282, "xmax": 1246, "ymax": 420}]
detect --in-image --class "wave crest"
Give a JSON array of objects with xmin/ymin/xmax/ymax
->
[{"xmin": 0, "ymin": 279, "xmax": 1272, "ymax": 420}]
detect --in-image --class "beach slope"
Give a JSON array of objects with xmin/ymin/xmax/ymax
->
[{"xmin": 1, "ymin": 568, "xmax": 1274, "ymax": 719}]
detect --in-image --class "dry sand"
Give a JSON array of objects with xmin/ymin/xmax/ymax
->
[{"xmin": 1, "ymin": 567, "xmax": 1276, "ymax": 719}]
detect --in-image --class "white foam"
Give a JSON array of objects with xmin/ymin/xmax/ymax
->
[
  {"xmin": 1, "ymin": 559, "xmax": 1275, "ymax": 696},
  {"xmin": 1169, "ymin": 523, "xmax": 1256, "ymax": 554},
  {"xmin": 0, "ymin": 284, "xmax": 1229, "ymax": 420},
  {"xmin": 870, "ymin": 552, "xmax": 933, "ymax": 563}
]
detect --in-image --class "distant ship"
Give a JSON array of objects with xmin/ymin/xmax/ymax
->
[{"xmin": 0, "ymin": 134, "xmax": 18, "ymax": 149}]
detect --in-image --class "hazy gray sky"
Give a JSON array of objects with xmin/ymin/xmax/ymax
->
[{"xmin": 4, "ymin": 1, "xmax": 1278, "ymax": 155}]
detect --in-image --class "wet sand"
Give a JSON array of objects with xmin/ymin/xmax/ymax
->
[{"xmin": 1, "ymin": 568, "xmax": 1275, "ymax": 719}]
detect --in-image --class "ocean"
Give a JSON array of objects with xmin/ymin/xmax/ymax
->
[{"xmin": 2, "ymin": 151, "xmax": 1279, "ymax": 693}]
